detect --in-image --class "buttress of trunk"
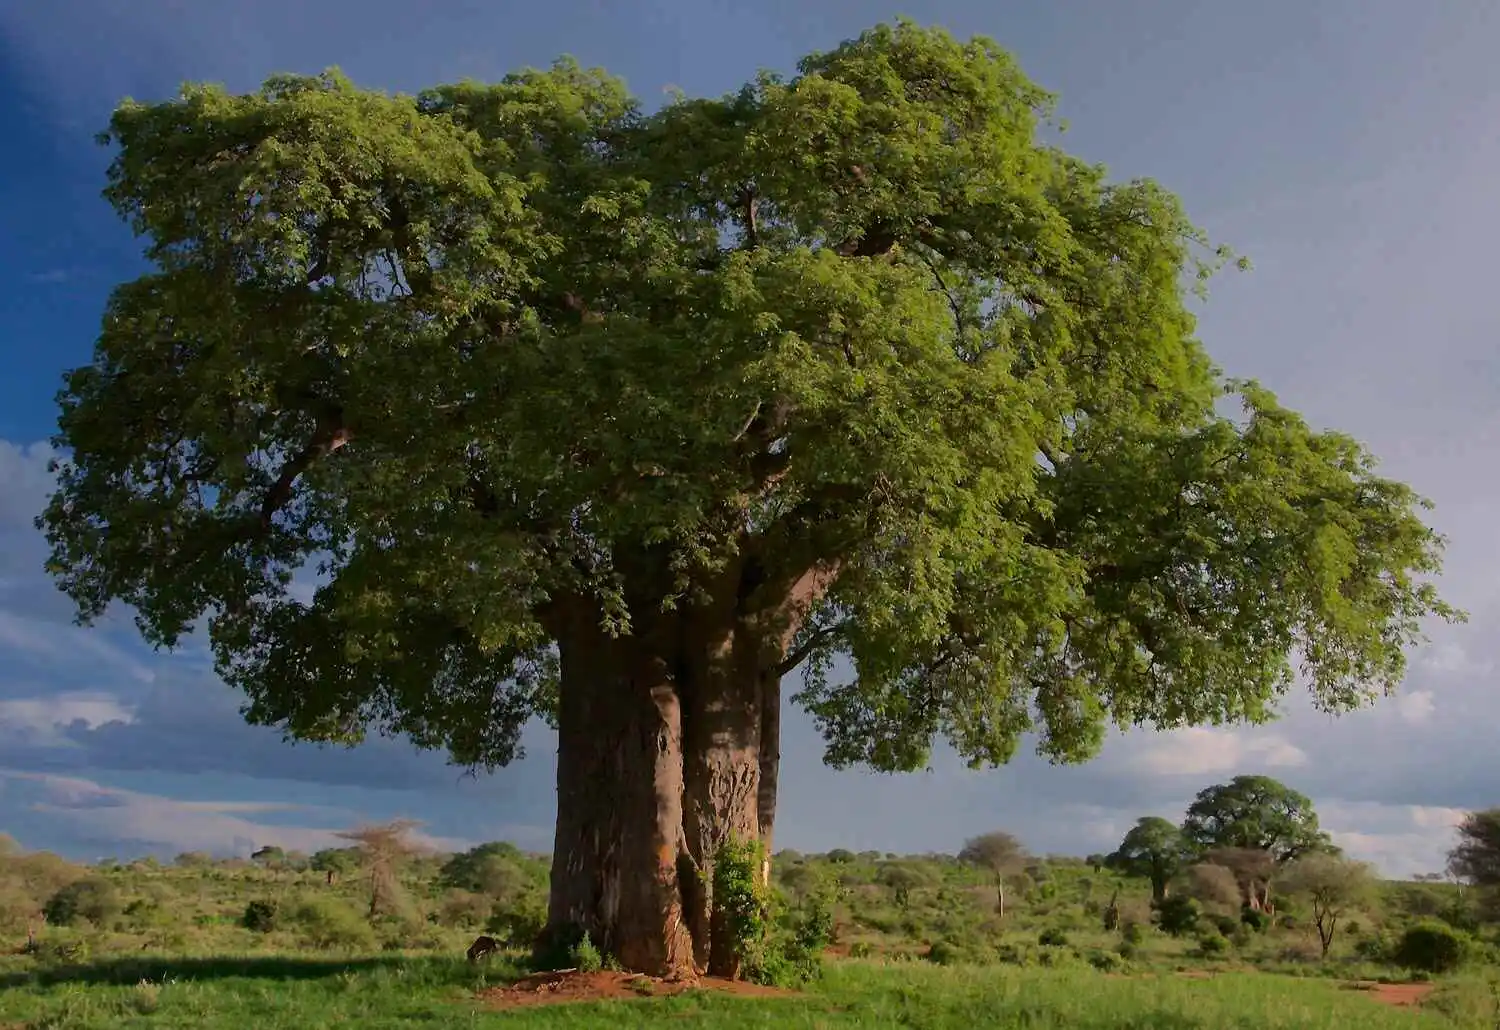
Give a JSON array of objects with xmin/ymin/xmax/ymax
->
[
  {"xmin": 681, "ymin": 628, "xmax": 775, "ymax": 979},
  {"xmin": 546, "ymin": 606, "xmax": 697, "ymax": 976}
]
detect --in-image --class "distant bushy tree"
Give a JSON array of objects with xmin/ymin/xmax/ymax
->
[
  {"xmin": 43, "ymin": 878, "xmax": 121, "ymax": 927},
  {"xmin": 1448, "ymin": 809, "xmax": 1500, "ymax": 886},
  {"xmin": 1108, "ymin": 817, "xmax": 1185, "ymax": 902},
  {"xmin": 1181, "ymin": 776, "xmax": 1333, "ymax": 862}
]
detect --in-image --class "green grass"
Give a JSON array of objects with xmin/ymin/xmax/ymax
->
[{"xmin": 0, "ymin": 955, "xmax": 1472, "ymax": 1029}]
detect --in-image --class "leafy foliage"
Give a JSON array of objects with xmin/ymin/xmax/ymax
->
[
  {"xmin": 39, "ymin": 20, "xmax": 1458, "ymax": 789},
  {"xmin": 1180, "ymin": 777, "xmax": 1332, "ymax": 862},
  {"xmin": 1447, "ymin": 808, "xmax": 1500, "ymax": 886},
  {"xmin": 43, "ymin": 877, "xmax": 121, "ymax": 927},
  {"xmin": 1279, "ymin": 853, "xmax": 1377, "ymax": 957},
  {"xmin": 1108, "ymin": 817, "xmax": 1184, "ymax": 901},
  {"xmin": 1392, "ymin": 920, "xmax": 1467, "ymax": 974}
]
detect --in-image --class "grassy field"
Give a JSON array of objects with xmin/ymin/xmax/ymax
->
[
  {"xmin": 0, "ymin": 954, "xmax": 1485, "ymax": 1029},
  {"xmin": 0, "ymin": 841, "xmax": 1490, "ymax": 1027}
]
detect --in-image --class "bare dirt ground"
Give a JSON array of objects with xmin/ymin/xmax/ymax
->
[
  {"xmin": 479, "ymin": 969, "xmax": 793, "ymax": 1010},
  {"xmin": 1344, "ymin": 980, "xmax": 1434, "ymax": 1008}
]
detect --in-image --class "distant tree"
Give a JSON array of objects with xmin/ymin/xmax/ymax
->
[
  {"xmin": 250, "ymin": 846, "xmax": 286, "ymax": 869},
  {"xmin": 1180, "ymin": 862, "xmax": 1242, "ymax": 913},
  {"xmin": 959, "ymin": 831, "xmax": 1028, "ymax": 919},
  {"xmin": 1200, "ymin": 846, "xmax": 1281, "ymax": 913},
  {"xmin": 1280, "ymin": 853, "xmax": 1378, "ymax": 957},
  {"xmin": 43, "ymin": 878, "xmax": 120, "ymax": 927},
  {"xmin": 310, "ymin": 847, "xmax": 362, "ymax": 886},
  {"xmin": 336, "ymin": 821, "xmax": 423, "ymax": 918},
  {"xmin": 440, "ymin": 842, "xmax": 540, "ymax": 897},
  {"xmin": 1447, "ymin": 809, "xmax": 1500, "ymax": 886},
  {"xmin": 876, "ymin": 862, "xmax": 933, "ymax": 909},
  {"xmin": 1181, "ymin": 776, "xmax": 1333, "ymax": 863},
  {"xmin": 1108, "ymin": 817, "xmax": 1186, "ymax": 902}
]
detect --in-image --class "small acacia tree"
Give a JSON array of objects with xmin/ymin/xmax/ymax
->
[
  {"xmin": 39, "ymin": 21, "xmax": 1458, "ymax": 974},
  {"xmin": 959, "ymin": 831, "xmax": 1028, "ymax": 919},
  {"xmin": 337, "ymin": 820, "xmax": 423, "ymax": 919},
  {"xmin": 1280, "ymin": 853, "xmax": 1377, "ymax": 957}
]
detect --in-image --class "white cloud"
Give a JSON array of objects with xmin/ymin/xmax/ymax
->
[
  {"xmin": 1393, "ymin": 690, "xmax": 1437, "ymax": 725},
  {"xmin": 0, "ymin": 440, "xmax": 55, "ymax": 529},
  {"xmin": 1128, "ymin": 727, "xmax": 1308, "ymax": 777},
  {"xmin": 0, "ymin": 692, "xmax": 135, "ymax": 745},
  {"xmin": 0, "ymin": 770, "xmax": 474, "ymax": 858}
]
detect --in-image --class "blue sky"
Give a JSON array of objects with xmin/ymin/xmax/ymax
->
[{"xmin": 2, "ymin": 0, "xmax": 1498, "ymax": 874}]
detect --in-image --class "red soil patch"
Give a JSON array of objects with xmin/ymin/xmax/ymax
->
[
  {"xmin": 479, "ymin": 969, "xmax": 793, "ymax": 1010},
  {"xmin": 1346, "ymin": 981, "xmax": 1434, "ymax": 1008}
]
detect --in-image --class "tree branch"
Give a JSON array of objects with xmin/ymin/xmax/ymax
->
[
  {"xmin": 776, "ymin": 619, "xmax": 849, "ymax": 677},
  {"xmin": 258, "ymin": 410, "xmax": 350, "ymax": 529}
]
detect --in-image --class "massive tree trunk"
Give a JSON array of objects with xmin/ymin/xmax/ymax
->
[
  {"xmin": 545, "ymin": 601, "xmax": 700, "ymax": 975},
  {"xmin": 544, "ymin": 592, "xmax": 790, "ymax": 978}
]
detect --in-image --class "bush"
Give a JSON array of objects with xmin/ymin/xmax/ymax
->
[
  {"xmin": 1038, "ymin": 927, "xmax": 1069, "ymax": 947},
  {"xmin": 1197, "ymin": 931, "xmax": 1229, "ymax": 957},
  {"xmin": 1155, "ymin": 895, "xmax": 1200, "ymax": 937},
  {"xmin": 1087, "ymin": 948, "xmax": 1126, "ymax": 972},
  {"xmin": 1121, "ymin": 920, "xmax": 1146, "ymax": 945},
  {"xmin": 849, "ymin": 941, "xmax": 873, "ymax": 958},
  {"xmin": 1240, "ymin": 907, "xmax": 1269, "ymax": 932},
  {"xmin": 241, "ymin": 899, "xmax": 279, "ymax": 933},
  {"xmin": 287, "ymin": 897, "xmax": 376, "ymax": 951},
  {"xmin": 1211, "ymin": 914, "xmax": 1239, "ymax": 937},
  {"xmin": 1353, "ymin": 931, "xmax": 1392, "ymax": 962},
  {"xmin": 570, "ymin": 932, "xmax": 603, "ymax": 972},
  {"xmin": 486, "ymin": 896, "xmax": 547, "ymax": 947},
  {"xmin": 43, "ymin": 878, "xmax": 120, "ymax": 928},
  {"xmin": 1393, "ymin": 920, "xmax": 1467, "ymax": 974}
]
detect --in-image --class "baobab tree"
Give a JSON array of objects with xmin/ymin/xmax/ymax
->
[{"xmin": 39, "ymin": 20, "xmax": 1458, "ymax": 975}]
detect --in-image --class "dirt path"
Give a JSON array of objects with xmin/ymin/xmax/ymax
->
[
  {"xmin": 479, "ymin": 969, "xmax": 793, "ymax": 1010},
  {"xmin": 1345, "ymin": 981, "xmax": 1434, "ymax": 1008}
]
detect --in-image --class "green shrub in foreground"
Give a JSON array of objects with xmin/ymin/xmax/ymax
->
[{"xmin": 1392, "ymin": 920, "xmax": 1466, "ymax": 974}]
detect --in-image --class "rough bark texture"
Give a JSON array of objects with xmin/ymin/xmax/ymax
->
[{"xmin": 542, "ymin": 557, "xmax": 826, "ymax": 977}]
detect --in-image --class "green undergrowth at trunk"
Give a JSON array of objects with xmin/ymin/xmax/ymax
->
[{"xmin": 0, "ymin": 955, "xmax": 1471, "ymax": 1029}]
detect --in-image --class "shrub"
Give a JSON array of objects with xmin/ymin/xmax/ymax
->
[
  {"xmin": 1211, "ymin": 914, "xmax": 1239, "ymax": 937},
  {"xmin": 1240, "ymin": 907, "xmax": 1269, "ymax": 932},
  {"xmin": 713, "ymin": 836, "xmax": 770, "ymax": 969},
  {"xmin": 1197, "ymin": 931, "xmax": 1230, "ymax": 957},
  {"xmin": 570, "ymin": 932, "xmax": 603, "ymax": 972},
  {"xmin": 43, "ymin": 878, "xmax": 120, "ymax": 927},
  {"xmin": 1088, "ymin": 948, "xmax": 1126, "ymax": 972},
  {"xmin": 1155, "ymin": 895, "xmax": 1200, "ymax": 936},
  {"xmin": 1038, "ymin": 927, "xmax": 1069, "ymax": 947},
  {"xmin": 849, "ymin": 941, "xmax": 873, "ymax": 958},
  {"xmin": 241, "ymin": 899, "xmax": 279, "ymax": 933},
  {"xmin": 287, "ymin": 897, "xmax": 376, "ymax": 951},
  {"xmin": 486, "ymin": 895, "xmax": 547, "ymax": 947},
  {"xmin": 1121, "ymin": 920, "xmax": 1146, "ymax": 945},
  {"xmin": 1353, "ymin": 930, "xmax": 1392, "ymax": 962},
  {"xmin": 1393, "ymin": 920, "xmax": 1466, "ymax": 974}
]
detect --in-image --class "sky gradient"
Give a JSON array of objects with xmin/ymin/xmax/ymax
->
[{"xmin": 1, "ymin": 0, "xmax": 1497, "ymax": 875}]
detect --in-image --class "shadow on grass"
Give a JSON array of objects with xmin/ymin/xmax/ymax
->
[{"xmin": 0, "ymin": 952, "xmax": 495, "ymax": 990}]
